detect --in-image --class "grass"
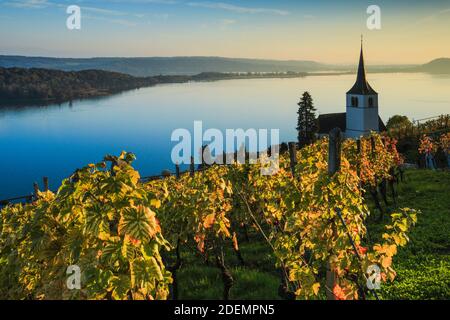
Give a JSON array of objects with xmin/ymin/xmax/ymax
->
[
  {"xmin": 174, "ymin": 169, "xmax": 450, "ymax": 300},
  {"xmin": 374, "ymin": 169, "xmax": 450, "ymax": 299},
  {"xmin": 176, "ymin": 240, "xmax": 280, "ymax": 300}
]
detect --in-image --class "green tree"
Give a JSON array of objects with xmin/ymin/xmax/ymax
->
[
  {"xmin": 296, "ymin": 91, "xmax": 318, "ymax": 147},
  {"xmin": 386, "ymin": 115, "xmax": 412, "ymax": 131}
]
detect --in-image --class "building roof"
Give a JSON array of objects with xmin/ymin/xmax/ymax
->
[
  {"xmin": 347, "ymin": 42, "xmax": 378, "ymax": 95},
  {"xmin": 317, "ymin": 112, "xmax": 386, "ymax": 134},
  {"xmin": 318, "ymin": 112, "xmax": 347, "ymax": 134}
]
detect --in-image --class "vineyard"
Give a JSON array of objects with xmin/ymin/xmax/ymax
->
[{"xmin": 0, "ymin": 130, "xmax": 428, "ymax": 300}]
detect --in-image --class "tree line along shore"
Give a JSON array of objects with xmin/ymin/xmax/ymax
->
[{"xmin": 0, "ymin": 67, "xmax": 385, "ymax": 107}]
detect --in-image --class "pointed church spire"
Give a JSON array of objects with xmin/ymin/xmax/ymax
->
[{"xmin": 347, "ymin": 37, "xmax": 377, "ymax": 95}]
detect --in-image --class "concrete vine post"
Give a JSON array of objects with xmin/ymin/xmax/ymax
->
[{"xmin": 326, "ymin": 127, "xmax": 342, "ymax": 300}]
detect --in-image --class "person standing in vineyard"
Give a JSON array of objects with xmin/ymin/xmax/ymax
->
[
  {"xmin": 419, "ymin": 135, "xmax": 436, "ymax": 169},
  {"xmin": 439, "ymin": 133, "xmax": 450, "ymax": 168},
  {"xmin": 296, "ymin": 91, "xmax": 318, "ymax": 147}
]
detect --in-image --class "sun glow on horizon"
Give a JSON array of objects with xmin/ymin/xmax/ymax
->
[{"xmin": 0, "ymin": 0, "xmax": 449, "ymax": 64}]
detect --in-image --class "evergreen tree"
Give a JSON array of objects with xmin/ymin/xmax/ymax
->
[{"xmin": 296, "ymin": 91, "xmax": 318, "ymax": 146}]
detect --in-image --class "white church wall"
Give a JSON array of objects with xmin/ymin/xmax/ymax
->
[
  {"xmin": 363, "ymin": 106, "xmax": 379, "ymax": 131},
  {"xmin": 346, "ymin": 104, "xmax": 365, "ymax": 132},
  {"xmin": 345, "ymin": 93, "xmax": 379, "ymax": 139},
  {"xmin": 346, "ymin": 94, "xmax": 378, "ymax": 109}
]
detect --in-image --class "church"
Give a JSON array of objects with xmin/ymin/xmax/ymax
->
[{"xmin": 317, "ymin": 42, "xmax": 386, "ymax": 139}]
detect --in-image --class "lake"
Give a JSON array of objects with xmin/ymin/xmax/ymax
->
[{"xmin": 1, "ymin": 72, "xmax": 449, "ymax": 199}]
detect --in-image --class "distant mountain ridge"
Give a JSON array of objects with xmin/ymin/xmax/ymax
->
[
  {"xmin": 0, "ymin": 56, "xmax": 329, "ymax": 77},
  {"xmin": 418, "ymin": 58, "xmax": 450, "ymax": 74},
  {"xmin": 0, "ymin": 55, "xmax": 448, "ymax": 77}
]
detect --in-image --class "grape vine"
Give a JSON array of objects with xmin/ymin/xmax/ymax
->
[{"xmin": 0, "ymin": 133, "xmax": 418, "ymax": 300}]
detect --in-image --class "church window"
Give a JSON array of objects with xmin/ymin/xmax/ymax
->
[
  {"xmin": 351, "ymin": 96, "xmax": 358, "ymax": 107},
  {"xmin": 368, "ymin": 97, "xmax": 374, "ymax": 107}
]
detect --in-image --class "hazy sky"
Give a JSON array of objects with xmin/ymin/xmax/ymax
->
[{"xmin": 0, "ymin": 0, "xmax": 449, "ymax": 64}]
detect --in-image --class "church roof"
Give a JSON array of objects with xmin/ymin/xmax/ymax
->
[
  {"xmin": 317, "ymin": 112, "xmax": 386, "ymax": 134},
  {"xmin": 347, "ymin": 42, "xmax": 378, "ymax": 95},
  {"xmin": 318, "ymin": 113, "xmax": 347, "ymax": 134}
]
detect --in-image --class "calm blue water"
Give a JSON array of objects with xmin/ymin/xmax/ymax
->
[{"xmin": 1, "ymin": 73, "xmax": 449, "ymax": 199}]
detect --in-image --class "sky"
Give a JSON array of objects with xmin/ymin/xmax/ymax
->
[{"xmin": 0, "ymin": 0, "xmax": 449, "ymax": 64}]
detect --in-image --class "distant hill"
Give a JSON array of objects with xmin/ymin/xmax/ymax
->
[
  {"xmin": 419, "ymin": 58, "xmax": 450, "ymax": 74},
  {"xmin": 0, "ymin": 67, "xmax": 312, "ymax": 106},
  {"xmin": 0, "ymin": 67, "xmax": 161, "ymax": 105},
  {"xmin": 0, "ymin": 56, "xmax": 329, "ymax": 77}
]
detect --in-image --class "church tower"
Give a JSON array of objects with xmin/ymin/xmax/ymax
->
[{"xmin": 345, "ymin": 40, "xmax": 379, "ymax": 139}]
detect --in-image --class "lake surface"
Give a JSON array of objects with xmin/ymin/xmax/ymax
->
[{"xmin": 1, "ymin": 73, "xmax": 449, "ymax": 199}]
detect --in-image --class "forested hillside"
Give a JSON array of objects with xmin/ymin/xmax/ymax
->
[
  {"xmin": 0, "ymin": 67, "xmax": 169, "ymax": 105},
  {"xmin": 0, "ymin": 68, "xmax": 307, "ymax": 106}
]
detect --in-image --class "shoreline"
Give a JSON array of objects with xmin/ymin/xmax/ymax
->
[{"xmin": 0, "ymin": 69, "xmax": 430, "ymax": 108}]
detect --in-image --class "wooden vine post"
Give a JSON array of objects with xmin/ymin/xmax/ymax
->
[
  {"xmin": 43, "ymin": 177, "xmax": 49, "ymax": 192},
  {"xmin": 175, "ymin": 163, "xmax": 180, "ymax": 179},
  {"xmin": 167, "ymin": 163, "xmax": 182, "ymax": 300},
  {"xmin": 190, "ymin": 156, "xmax": 195, "ymax": 177},
  {"xmin": 328, "ymin": 128, "xmax": 341, "ymax": 174},
  {"xmin": 33, "ymin": 182, "xmax": 40, "ymax": 201},
  {"xmin": 326, "ymin": 127, "xmax": 342, "ymax": 300},
  {"xmin": 288, "ymin": 142, "xmax": 297, "ymax": 177},
  {"xmin": 356, "ymin": 139, "xmax": 362, "ymax": 190}
]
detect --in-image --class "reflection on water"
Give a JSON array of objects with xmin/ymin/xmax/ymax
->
[{"xmin": 0, "ymin": 73, "xmax": 449, "ymax": 198}]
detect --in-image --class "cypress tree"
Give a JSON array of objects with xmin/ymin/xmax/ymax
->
[{"xmin": 296, "ymin": 91, "xmax": 318, "ymax": 147}]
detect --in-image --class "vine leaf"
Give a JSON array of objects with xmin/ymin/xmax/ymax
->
[{"xmin": 118, "ymin": 205, "xmax": 160, "ymax": 242}]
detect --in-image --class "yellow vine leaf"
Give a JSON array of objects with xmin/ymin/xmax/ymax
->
[
  {"xmin": 203, "ymin": 213, "xmax": 216, "ymax": 229},
  {"xmin": 312, "ymin": 283, "xmax": 320, "ymax": 296},
  {"xmin": 232, "ymin": 232, "xmax": 239, "ymax": 251}
]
